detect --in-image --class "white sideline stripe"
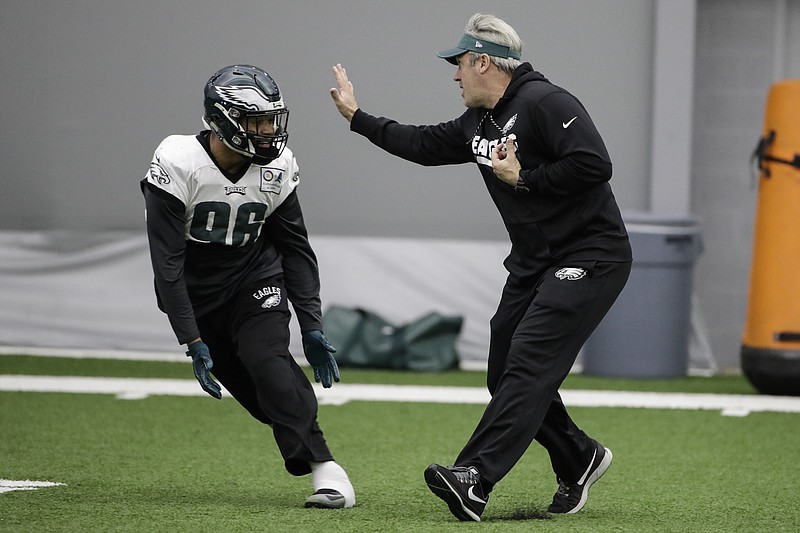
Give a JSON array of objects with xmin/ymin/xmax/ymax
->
[
  {"xmin": 0, "ymin": 345, "xmax": 186, "ymax": 362},
  {"xmin": 1, "ymin": 375, "xmax": 799, "ymax": 414},
  {"xmin": 0, "ymin": 347, "xmax": 490, "ymax": 370},
  {"xmin": 0, "ymin": 479, "xmax": 65, "ymax": 494}
]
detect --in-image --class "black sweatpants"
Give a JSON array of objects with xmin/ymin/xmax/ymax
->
[
  {"xmin": 195, "ymin": 274, "xmax": 334, "ymax": 476},
  {"xmin": 455, "ymin": 260, "xmax": 631, "ymax": 488}
]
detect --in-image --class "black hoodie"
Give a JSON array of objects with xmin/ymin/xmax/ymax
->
[{"xmin": 350, "ymin": 62, "xmax": 631, "ymax": 282}]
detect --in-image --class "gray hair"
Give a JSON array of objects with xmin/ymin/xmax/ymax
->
[{"xmin": 465, "ymin": 13, "xmax": 523, "ymax": 75}]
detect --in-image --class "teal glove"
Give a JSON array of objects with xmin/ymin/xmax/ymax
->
[
  {"xmin": 186, "ymin": 341, "xmax": 222, "ymax": 399},
  {"xmin": 302, "ymin": 330, "xmax": 340, "ymax": 388}
]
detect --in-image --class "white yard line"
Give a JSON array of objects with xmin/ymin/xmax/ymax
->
[
  {"xmin": 2, "ymin": 375, "xmax": 799, "ymax": 415},
  {"xmin": 0, "ymin": 479, "xmax": 65, "ymax": 494}
]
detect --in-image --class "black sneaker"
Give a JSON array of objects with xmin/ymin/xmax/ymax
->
[
  {"xmin": 548, "ymin": 445, "xmax": 613, "ymax": 514},
  {"xmin": 424, "ymin": 464, "xmax": 488, "ymax": 522},
  {"xmin": 304, "ymin": 489, "xmax": 346, "ymax": 509}
]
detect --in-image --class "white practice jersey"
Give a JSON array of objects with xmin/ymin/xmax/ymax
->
[{"xmin": 144, "ymin": 134, "xmax": 300, "ymax": 247}]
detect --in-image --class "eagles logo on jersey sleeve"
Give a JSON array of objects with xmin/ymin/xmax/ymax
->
[{"xmin": 145, "ymin": 135, "xmax": 201, "ymax": 206}]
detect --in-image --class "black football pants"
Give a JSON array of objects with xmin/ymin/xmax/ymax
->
[
  {"xmin": 455, "ymin": 260, "xmax": 631, "ymax": 488},
  {"xmin": 195, "ymin": 274, "xmax": 333, "ymax": 476}
]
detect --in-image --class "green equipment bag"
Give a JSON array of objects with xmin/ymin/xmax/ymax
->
[{"xmin": 322, "ymin": 306, "xmax": 463, "ymax": 371}]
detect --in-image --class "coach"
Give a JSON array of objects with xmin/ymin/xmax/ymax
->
[{"xmin": 330, "ymin": 12, "xmax": 632, "ymax": 522}]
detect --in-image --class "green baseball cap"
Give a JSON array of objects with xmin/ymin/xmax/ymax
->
[{"xmin": 437, "ymin": 34, "xmax": 522, "ymax": 64}]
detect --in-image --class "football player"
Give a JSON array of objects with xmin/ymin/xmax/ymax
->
[{"xmin": 142, "ymin": 64, "xmax": 355, "ymax": 509}]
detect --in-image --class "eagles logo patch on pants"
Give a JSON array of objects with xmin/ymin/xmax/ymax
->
[
  {"xmin": 555, "ymin": 267, "xmax": 587, "ymax": 281},
  {"xmin": 252, "ymin": 285, "xmax": 283, "ymax": 308}
]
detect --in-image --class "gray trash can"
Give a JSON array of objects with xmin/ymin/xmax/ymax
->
[{"xmin": 582, "ymin": 213, "xmax": 702, "ymax": 378}]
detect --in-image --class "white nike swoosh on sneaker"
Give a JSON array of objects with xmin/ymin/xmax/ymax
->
[
  {"xmin": 467, "ymin": 486, "xmax": 486, "ymax": 504},
  {"xmin": 562, "ymin": 116, "xmax": 577, "ymax": 128},
  {"xmin": 576, "ymin": 448, "xmax": 597, "ymax": 485}
]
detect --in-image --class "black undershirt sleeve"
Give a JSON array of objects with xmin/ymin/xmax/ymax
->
[
  {"xmin": 262, "ymin": 190, "xmax": 323, "ymax": 333},
  {"xmin": 141, "ymin": 180, "xmax": 200, "ymax": 345}
]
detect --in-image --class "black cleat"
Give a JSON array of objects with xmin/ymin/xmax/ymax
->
[
  {"xmin": 548, "ymin": 444, "xmax": 613, "ymax": 514},
  {"xmin": 424, "ymin": 464, "xmax": 488, "ymax": 522},
  {"xmin": 304, "ymin": 488, "xmax": 346, "ymax": 509}
]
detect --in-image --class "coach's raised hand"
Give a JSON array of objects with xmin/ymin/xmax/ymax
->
[{"xmin": 330, "ymin": 63, "xmax": 359, "ymax": 122}]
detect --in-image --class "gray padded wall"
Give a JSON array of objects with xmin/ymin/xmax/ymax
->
[
  {"xmin": 0, "ymin": 0, "xmax": 652, "ymax": 238},
  {"xmin": 8, "ymin": 0, "xmax": 795, "ymax": 373}
]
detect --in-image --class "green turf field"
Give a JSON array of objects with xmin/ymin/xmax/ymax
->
[{"xmin": 1, "ymin": 355, "xmax": 798, "ymax": 532}]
